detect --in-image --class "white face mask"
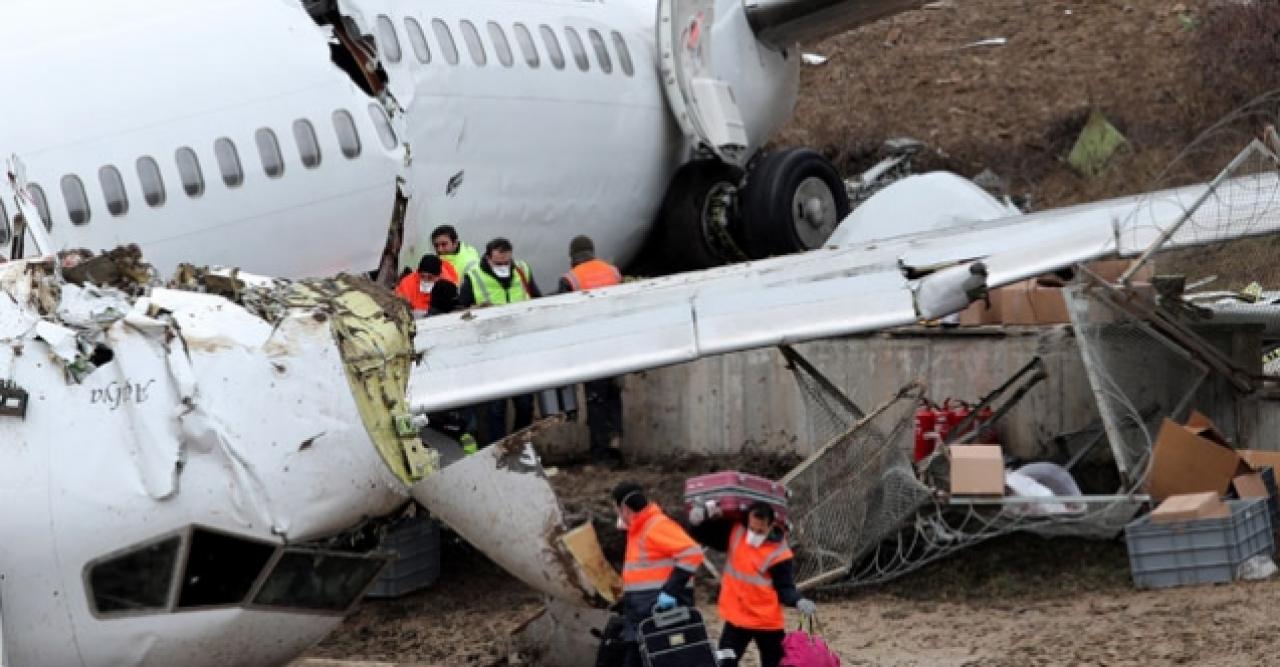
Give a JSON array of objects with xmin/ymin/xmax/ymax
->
[
  {"xmin": 493, "ymin": 264, "xmax": 512, "ymax": 279},
  {"xmin": 746, "ymin": 530, "xmax": 767, "ymax": 548},
  {"xmin": 419, "ymin": 279, "xmax": 435, "ymax": 293}
]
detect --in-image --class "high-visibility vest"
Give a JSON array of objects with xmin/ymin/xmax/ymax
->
[
  {"xmin": 562, "ymin": 258, "xmax": 622, "ymax": 292},
  {"xmin": 719, "ymin": 524, "xmax": 794, "ymax": 630},
  {"xmin": 622, "ymin": 504, "xmax": 704, "ymax": 594},
  {"xmin": 466, "ymin": 261, "xmax": 533, "ymax": 306},
  {"xmin": 395, "ymin": 271, "xmax": 456, "ymax": 314},
  {"xmin": 442, "ymin": 242, "xmax": 480, "ymax": 279}
]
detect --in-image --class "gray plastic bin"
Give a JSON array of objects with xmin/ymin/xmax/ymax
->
[
  {"xmin": 1125, "ymin": 498, "xmax": 1274, "ymax": 589},
  {"xmin": 366, "ymin": 515, "xmax": 441, "ymax": 598}
]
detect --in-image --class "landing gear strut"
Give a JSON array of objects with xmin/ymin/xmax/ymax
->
[{"xmin": 656, "ymin": 160, "xmax": 746, "ymax": 271}]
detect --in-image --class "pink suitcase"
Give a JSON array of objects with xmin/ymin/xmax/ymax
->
[{"xmin": 683, "ymin": 471, "xmax": 789, "ymax": 527}]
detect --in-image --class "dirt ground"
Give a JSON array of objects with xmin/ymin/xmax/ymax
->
[{"xmin": 305, "ymin": 472, "xmax": 1280, "ymax": 666}]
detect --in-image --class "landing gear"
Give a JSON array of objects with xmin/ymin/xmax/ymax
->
[
  {"xmin": 656, "ymin": 160, "xmax": 746, "ymax": 271},
  {"xmin": 740, "ymin": 148, "xmax": 850, "ymax": 258}
]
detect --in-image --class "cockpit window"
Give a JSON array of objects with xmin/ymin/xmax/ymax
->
[
  {"xmin": 253, "ymin": 549, "xmax": 387, "ymax": 612},
  {"xmin": 88, "ymin": 535, "xmax": 181, "ymax": 615},
  {"xmin": 177, "ymin": 528, "xmax": 276, "ymax": 609}
]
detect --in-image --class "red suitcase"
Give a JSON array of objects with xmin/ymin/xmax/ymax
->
[{"xmin": 683, "ymin": 471, "xmax": 789, "ymax": 527}]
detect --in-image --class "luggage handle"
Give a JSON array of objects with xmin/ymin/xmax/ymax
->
[{"xmin": 649, "ymin": 604, "xmax": 692, "ymax": 627}]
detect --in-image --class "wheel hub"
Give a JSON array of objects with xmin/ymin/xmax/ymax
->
[{"xmin": 792, "ymin": 176, "xmax": 839, "ymax": 248}]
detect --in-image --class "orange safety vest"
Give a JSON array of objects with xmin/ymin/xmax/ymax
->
[
  {"xmin": 562, "ymin": 258, "xmax": 622, "ymax": 292},
  {"xmin": 719, "ymin": 524, "xmax": 794, "ymax": 630},
  {"xmin": 622, "ymin": 504, "xmax": 704, "ymax": 594},
  {"xmin": 395, "ymin": 271, "xmax": 456, "ymax": 314}
]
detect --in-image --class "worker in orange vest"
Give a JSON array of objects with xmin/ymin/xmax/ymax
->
[
  {"xmin": 690, "ymin": 501, "xmax": 816, "ymax": 667},
  {"xmin": 557, "ymin": 235, "xmax": 626, "ymax": 467},
  {"xmin": 395, "ymin": 254, "xmax": 458, "ymax": 318},
  {"xmin": 611, "ymin": 481, "xmax": 704, "ymax": 666}
]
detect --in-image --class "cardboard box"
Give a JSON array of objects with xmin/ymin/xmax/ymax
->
[
  {"xmin": 957, "ymin": 296, "xmax": 1002, "ymax": 326},
  {"xmin": 1233, "ymin": 473, "xmax": 1270, "ymax": 500},
  {"xmin": 1150, "ymin": 491, "xmax": 1230, "ymax": 524},
  {"xmin": 998, "ymin": 282, "xmax": 1071, "ymax": 325},
  {"xmin": 1239, "ymin": 450, "xmax": 1280, "ymax": 471},
  {"xmin": 949, "ymin": 445, "xmax": 1004, "ymax": 495},
  {"xmin": 1146, "ymin": 418, "xmax": 1251, "ymax": 502}
]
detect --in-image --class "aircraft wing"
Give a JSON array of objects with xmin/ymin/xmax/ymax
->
[{"xmin": 408, "ymin": 168, "xmax": 1280, "ymax": 413}]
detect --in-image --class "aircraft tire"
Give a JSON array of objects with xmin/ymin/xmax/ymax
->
[
  {"xmin": 740, "ymin": 148, "xmax": 850, "ymax": 258},
  {"xmin": 658, "ymin": 160, "xmax": 745, "ymax": 271}
]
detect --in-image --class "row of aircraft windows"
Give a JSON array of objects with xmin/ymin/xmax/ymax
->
[
  {"xmin": 23, "ymin": 106, "xmax": 397, "ymax": 229},
  {"xmin": 376, "ymin": 15, "xmax": 635, "ymax": 76}
]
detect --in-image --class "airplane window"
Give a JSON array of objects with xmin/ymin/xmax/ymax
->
[
  {"xmin": 175, "ymin": 147, "xmax": 205, "ymax": 197},
  {"xmin": 88, "ymin": 535, "xmax": 181, "ymax": 615},
  {"xmin": 459, "ymin": 20, "xmax": 486, "ymax": 66},
  {"xmin": 564, "ymin": 27, "xmax": 589, "ymax": 72},
  {"xmin": 214, "ymin": 138, "xmax": 244, "ymax": 188},
  {"xmin": 0, "ymin": 199, "xmax": 8, "ymax": 245},
  {"xmin": 539, "ymin": 25, "xmax": 565, "ymax": 70},
  {"xmin": 513, "ymin": 23, "xmax": 539, "ymax": 68},
  {"xmin": 98, "ymin": 165, "xmax": 129, "ymax": 217},
  {"xmin": 27, "ymin": 183, "xmax": 53, "ymax": 229},
  {"xmin": 332, "ymin": 109, "xmax": 362, "ymax": 159},
  {"xmin": 178, "ymin": 528, "xmax": 276, "ymax": 609},
  {"xmin": 255, "ymin": 128, "xmax": 285, "ymax": 178},
  {"xmin": 60, "ymin": 174, "xmax": 91, "ymax": 225},
  {"xmin": 612, "ymin": 32, "xmax": 635, "ymax": 76},
  {"xmin": 405, "ymin": 17, "xmax": 430, "ymax": 63},
  {"xmin": 367, "ymin": 104, "xmax": 398, "ymax": 150},
  {"xmin": 376, "ymin": 15, "xmax": 402, "ymax": 64},
  {"xmin": 253, "ymin": 549, "xmax": 387, "ymax": 612},
  {"xmin": 432, "ymin": 19, "xmax": 459, "ymax": 65},
  {"xmin": 588, "ymin": 29, "xmax": 612, "ymax": 74},
  {"xmin": 293, "ymin": 119, "xmax": 322, "ymax": 169},
  {"xmin": 488, "ymin": 22, "xmax": 514, "ymax": 68},
  {"xmin": 136, "ymin": 157, "xmax": 166, "ymax": 207}
]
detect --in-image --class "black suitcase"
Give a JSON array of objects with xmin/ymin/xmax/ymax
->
[{"xmin": 637, "ymin": 606, "xmax": 717, "ymax": 667}]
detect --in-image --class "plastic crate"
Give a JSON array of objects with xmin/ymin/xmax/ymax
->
[
  {"xmin": 1257, "ymin": 466, "xmax": 1279, "ymax": 537},
  {"xmin": 1125, "ymin": 499, "xmax": 1274, "ymax": 589},
  {"xmin": 366, "ymin": 515, "xmax": 441, "ymax": 598}
]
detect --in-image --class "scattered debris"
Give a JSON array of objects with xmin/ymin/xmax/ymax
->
[
  {"xmin": 1068, "ymin": 111, "xmax": 1128, "ymax": 176},
  {"xmin": 801, "ymin": 52, "xmax": 828, "ymax": 66},
  {"xmin": 962, "ymin": 37, "xmax": 1008, "ymax": 49}
]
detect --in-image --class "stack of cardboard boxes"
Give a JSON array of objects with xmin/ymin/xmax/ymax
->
[
  {"xmin": 957, "ymin": 260, "xmax": 1154, "ymax": 326},
  {"xmin": 948, "ymin": 444, "xmax": 1005, "ymax": 496},
  {"xmin": 1146, "ymin": 411, "xmax": 1277, "ymax": 527}
]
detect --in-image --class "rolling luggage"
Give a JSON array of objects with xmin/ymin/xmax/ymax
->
[
  {"xmin": 637, "ymin": 606, "xmax": 717, "ymax": 667},
  {"xmin": 684, "ymin": 471, "xmax": 789, "ymax": 527}
]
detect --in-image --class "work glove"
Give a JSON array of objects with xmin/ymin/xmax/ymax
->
[
  {"xmin": 796, "ymin": 598, "xmax": 817, "ymax": 616},
  {"xmin": 460, "ymin": 433, "xmax": 478, "ymax": 456},
  {"xmin": 689, "ymin": 500, "xmax": 723, "ymax": 526},
  {"xmin": 655, "ymin": 592, "xmax": 678, "ymax": 611}
]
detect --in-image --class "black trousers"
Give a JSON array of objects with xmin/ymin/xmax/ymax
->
[
  {"xmin": 586, "ymin": 377, "xmax": 623, "ymax": 461},
  {"xmin": 485, "ymin": 394, "xmax": 533, "ymax": 441},
  {"xmin": 719, "ymin": 622, "xmax": 785, "ymax": 667}
]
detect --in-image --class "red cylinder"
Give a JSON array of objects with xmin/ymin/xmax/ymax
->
[{"xmin": 914, "ymin": 403, "xmax": 938, "ymax": 462}]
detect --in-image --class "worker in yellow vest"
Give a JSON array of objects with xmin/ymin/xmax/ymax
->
[
  {"xmin": 690, "ymin": 501, "xmax": 816, "ymax": 667},
  {"xmin": 431, "ymin": 224, "xmax": 481, "ymax": 280},
  {"xmin": 458, "ymin": 238, "xmax": 541, "ymax": 440},
  {"xmin": 556, "ymin": 235, "xmax": 625, "ymax": 467}
]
